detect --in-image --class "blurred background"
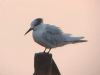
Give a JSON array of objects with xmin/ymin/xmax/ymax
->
[{"xmin": 0, "ymin": 0, "xmax": 100, "ymax": 75}]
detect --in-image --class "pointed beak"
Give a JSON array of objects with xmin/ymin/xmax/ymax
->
[{"xmin": 24, "ymin": 28, "xmax": 32, "ymax": 35}]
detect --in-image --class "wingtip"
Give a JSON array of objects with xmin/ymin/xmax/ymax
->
[
  {"xmin": 71, "ymin": 40, "xmax": 88, "ymax": 44},
  {"xmin": 80, "ymin": 40, "xmax": 88, "ymax": 42}
]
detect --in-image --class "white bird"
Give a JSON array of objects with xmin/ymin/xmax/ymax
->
[{"xmin": 25, "ymin": 18, "xmax": 87, "ymax": 53}]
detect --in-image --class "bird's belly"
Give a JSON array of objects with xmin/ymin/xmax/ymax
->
[{"xmin": 32, "ymin": 32, "xmax": 55, "ymax": 48}]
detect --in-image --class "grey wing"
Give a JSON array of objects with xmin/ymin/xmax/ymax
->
[
  {"xmin": 46, "ymin": 25, "xmax": 62, "ymax": 34},
  {"xmin": 42, "ymin": 25, "xmax": 67, "ymax": 47}
]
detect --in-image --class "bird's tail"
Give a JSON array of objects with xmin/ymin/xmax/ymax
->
[
  {"xmin": 65, "ymin": 35, "xmax": 88, "ymax": 44},
  {"xmin": 71, "ymin": 39, "xmax": 87, "ymax": 44}
]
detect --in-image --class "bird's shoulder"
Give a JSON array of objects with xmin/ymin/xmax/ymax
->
[{"xmin": 44, "ymin": 24, "xmax": 62, "ymax": 34}]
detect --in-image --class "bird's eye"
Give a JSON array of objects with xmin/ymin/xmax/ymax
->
[
  {"xmin": 34, "ymin": 21, "xmax": 41, "ymax": 26},
  {"xmin": 34, "ymin": 24, "xmax": 38, "ymax": 26}
]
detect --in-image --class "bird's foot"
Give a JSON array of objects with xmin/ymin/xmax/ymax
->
[{"xmin": 43, "ymin": 51, "xmax": 46, "ymax": 53}]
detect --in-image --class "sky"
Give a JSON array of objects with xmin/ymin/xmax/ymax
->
[{"xmin": 0, "ymin": 0, "xmax": 100, "ymax": 75}]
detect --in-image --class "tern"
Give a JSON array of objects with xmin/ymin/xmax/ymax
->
[{"xmin": 25, "ymin": 18, "xmax": 87, "ymax": 53}]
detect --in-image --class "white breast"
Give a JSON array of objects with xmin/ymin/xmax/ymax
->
[{"xmin": 32, "ymin": 25, "xmax": 47, "ymax": 47}]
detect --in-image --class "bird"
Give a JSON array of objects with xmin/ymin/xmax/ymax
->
[{"xmin": 24, "ymin": 18, "xmax": 87, "ymax": 53}]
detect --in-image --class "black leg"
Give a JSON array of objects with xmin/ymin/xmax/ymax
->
[
  {"xmin": 43, "ymin": 48, "xmax": 47, "ymax": 53},
  {"xmin": 48, "ymin": 48, "xmax": 51, "ymax": 53}
]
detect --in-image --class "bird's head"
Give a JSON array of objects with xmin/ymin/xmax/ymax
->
[{"xmin": 24, "ymin": 18, "xmax": 43, "ymax": 35}]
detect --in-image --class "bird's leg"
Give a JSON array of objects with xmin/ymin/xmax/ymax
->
[
  {"xmin": 43, "ymin": 48, "xmax": 47, "ymax": 53},
  {"xmin": 47, "ymin": 48, "xmax": 51, "ymax": 53}
]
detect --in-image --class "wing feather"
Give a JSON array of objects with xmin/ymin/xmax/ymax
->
[{"xmin": 42, "ymin": 24, "xmax": 66, "ymax": 47}]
